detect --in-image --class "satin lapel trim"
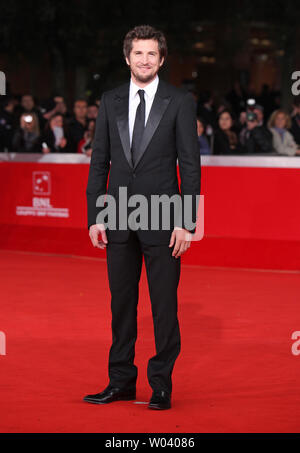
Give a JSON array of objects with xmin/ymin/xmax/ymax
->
[
  {"xmin": 115, "ymin": 89, "xmax": 132, "ymax": 169},
  {"xmin": 133, "ymin": 93, "xmax": 171, "ymax": 170}
]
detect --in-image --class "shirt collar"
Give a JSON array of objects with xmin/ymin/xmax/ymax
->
[{"xmin": 130, "ymin": 75, "xmax": 159, "ymax": 100}]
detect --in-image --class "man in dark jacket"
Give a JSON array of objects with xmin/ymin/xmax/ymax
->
[
  {"xmin": 0, "ymin": 96, "xmax": 15, "ymax": 151},
  {"xmin": 242, "ymin": 112, "xmax": 273, "ymax": 154},
  {"xmin": 67, "ymin": 99, "xmax": 88, "ymax": 153},
  {"xmin": 84, "ymin": 25, "xmax": 201, "ymax": 410}
]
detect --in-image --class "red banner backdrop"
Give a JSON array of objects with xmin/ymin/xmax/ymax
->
[
  {"xmin": 0, "ymin": 155, "xmax": 300, "ymax": 269},
  {"xmin": 0, "ymin": 162, "xmax": 88, "ymax": 228}
]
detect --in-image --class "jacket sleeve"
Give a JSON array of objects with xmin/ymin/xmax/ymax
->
[
  {"xmin": 86, "ymin": 92, "xmax": 110, "ymax": 229},
  {"xmin": 252, "ymin": 127, "xmax": 273, "ymax": 153},
  {"xmin": 175, "ymin": 92, "xmax": 201, "ymax": 234}
]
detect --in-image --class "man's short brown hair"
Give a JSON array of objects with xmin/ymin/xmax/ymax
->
[{"xmin": 123, "ymin": 25, "xmax": 168, "ymax": 61}]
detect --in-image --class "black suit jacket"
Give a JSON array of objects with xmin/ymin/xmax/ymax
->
[{"xmin": 86, "ymin": 78, "xmax": 201, "ymax": 245}]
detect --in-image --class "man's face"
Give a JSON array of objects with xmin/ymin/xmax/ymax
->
[
  {"xmin": 247, "ymin": 119, "xmax": 258, "ymax": 130},
  {"xmin": 74, "ymin": 101, "xmax": 87, "ymax": 119},
  {"xmin": 87, "ymin": 105, "xmax": 98, "ymax": 119},
  {"xmin": 54, "ymin": 96, "xmax": 64, "ymax": 104},
  {"xmin": 126, "ymin": 39, "xmax": 164, "ymax": 84},
  {"xmin": 56, "ymin": 101, "xmax": 67, "ymax": 114},
  {"xmin": 22, "ymin": 95, "xmax": 34, "ymax": 111}
]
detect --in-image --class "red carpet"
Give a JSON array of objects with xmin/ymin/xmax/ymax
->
[
  {"xmin": 1, "ymin": 224, "xmax": 300, "ymax": 270},
  {"xmin": 0, "ymin": 249, "xmax": 300, "ymax": 433}
]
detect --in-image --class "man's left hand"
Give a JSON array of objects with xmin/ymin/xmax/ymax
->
[{"xmin": 169, "ymin": 227, "xmax": 192, "ymax": 258}]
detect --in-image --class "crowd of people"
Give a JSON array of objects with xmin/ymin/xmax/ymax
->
[
  {"xmin": 195, "ymin": 86, "xmax": 300, "ymax": 156},
  {"xmin": 0, "ymin": 94, "xmax": 98, "ymax": 156},
  {"xmin": 1, "ymin": 83, "xmax": 300, "ymax": 157}
]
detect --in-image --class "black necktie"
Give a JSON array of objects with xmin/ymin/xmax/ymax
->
[{"xmin": 131, "ymin": 89, "xmax": 145, "ymax": 167}]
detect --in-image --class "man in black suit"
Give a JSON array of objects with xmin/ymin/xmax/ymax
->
[{"xmin": 84, "ymin": 25, "xmax": 201, "ymax": 410}]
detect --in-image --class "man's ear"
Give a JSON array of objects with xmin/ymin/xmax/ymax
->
[
  {"xmin": 125, "ymin": 56, "xmax": 130, "ymax": 66},
  {"xmin": 159, "ymin": 57, "xmax": 165, "ymax": 67}
]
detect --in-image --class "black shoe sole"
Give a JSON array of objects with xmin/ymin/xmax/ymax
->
[
  {"xmin": 83, "ymin": 395, "xmax": 136, "ymax": 404},
  {"xmin": 148, "ymin": 403, "xmax": 171, "ymax": 410}
]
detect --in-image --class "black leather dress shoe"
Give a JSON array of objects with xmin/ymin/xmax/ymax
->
[
  {"xmin": 148, "ymin": 390, "xmax": 171, "ymax": 410},
  {"xmin": 83, "ymin": 385, "xmax": 136, "ymax": 404}
]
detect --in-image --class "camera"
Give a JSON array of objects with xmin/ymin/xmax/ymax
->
[
  {"xmin": 246, "ymin": 98, "xmax": 256, "ymax": 112},
  {"xmin": 24, "ymin": 115, "xmax": 33, "ymax": 123}
]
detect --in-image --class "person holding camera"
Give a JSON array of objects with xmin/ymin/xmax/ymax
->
[
  {"xmin": 12, "ymin": 112, "xmax": 42, "ymax": 153},
  {"xmin": 240, "ymin": 111, "xmax": 273, "ymax": 154},
  {"xmin": 18, "ymin": 94, "xmax": 45, "ymax": 132}
]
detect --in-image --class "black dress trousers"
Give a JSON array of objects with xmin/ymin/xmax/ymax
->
[{"xmin": 106, "ymin": 230, "xmax": 181, "ymax": 394}]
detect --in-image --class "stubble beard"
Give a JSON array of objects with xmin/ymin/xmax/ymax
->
[{"xmin": 130, "ymin": 66, "xmax": 158, "ymax": 85}]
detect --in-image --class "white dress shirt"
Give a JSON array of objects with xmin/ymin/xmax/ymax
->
[{"xmin": 128, "ymin": 75, "xmax": 159, "ymax": 146}]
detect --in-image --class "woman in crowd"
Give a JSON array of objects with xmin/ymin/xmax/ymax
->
[
  {"xmin": 77, "ymin": 119, "xmax": 95, "ymax": 156},
  {"xmin": 41, "ymin": 113, "xmax": 68, "ymax": 153},
  {"xmin": 268, "ymin": 109, "xmax": 300, "ymax": 156},
  {"xmin": 197, "ymin": 117, "xmax": 211, "ymax": 155},
  {"xmin": 12, "ymin": 112, "xmax": 41, "ymax": 152},
  {"xmin": 213, "ymin": 109, "xmax": 240, "ymax": 154}
]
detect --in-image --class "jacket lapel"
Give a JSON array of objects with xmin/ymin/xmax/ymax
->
[
  {"xmin": 115, "ymin": 82, "xmax": 132, "ymax": 168},
  {"xmin": 114, "ymin": 79, "xmax": 171, "ymax": 170}
]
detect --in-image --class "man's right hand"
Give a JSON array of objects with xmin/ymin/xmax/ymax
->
[{"xmin": 89, "ymin": 224, "xmax": 108, "ymax": 249}]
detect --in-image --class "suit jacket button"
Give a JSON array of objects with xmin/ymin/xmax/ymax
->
[{"xmin": 133, "ymin": 172, "xmax": 136, "ymax": 178}]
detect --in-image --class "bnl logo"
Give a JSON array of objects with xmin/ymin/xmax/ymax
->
[
  {"xmin": 0, "ymin": 72, "xmax": 5, "ymax": 95},
  {"xmin": 0, "ymin": 331, "xmax": 6, "ymax": 355}
]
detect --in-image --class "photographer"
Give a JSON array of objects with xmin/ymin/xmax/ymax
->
[
  {"xmin": 18, "ymin": 94, "xmax": 45, "ymax": 132},
  {"xmin": 241, "ymin": 112, "xmax": 273, "ymax": 154},
  {"xmin": 12, "ymin": 113, "xmax": 42, "ymax": 153}
]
